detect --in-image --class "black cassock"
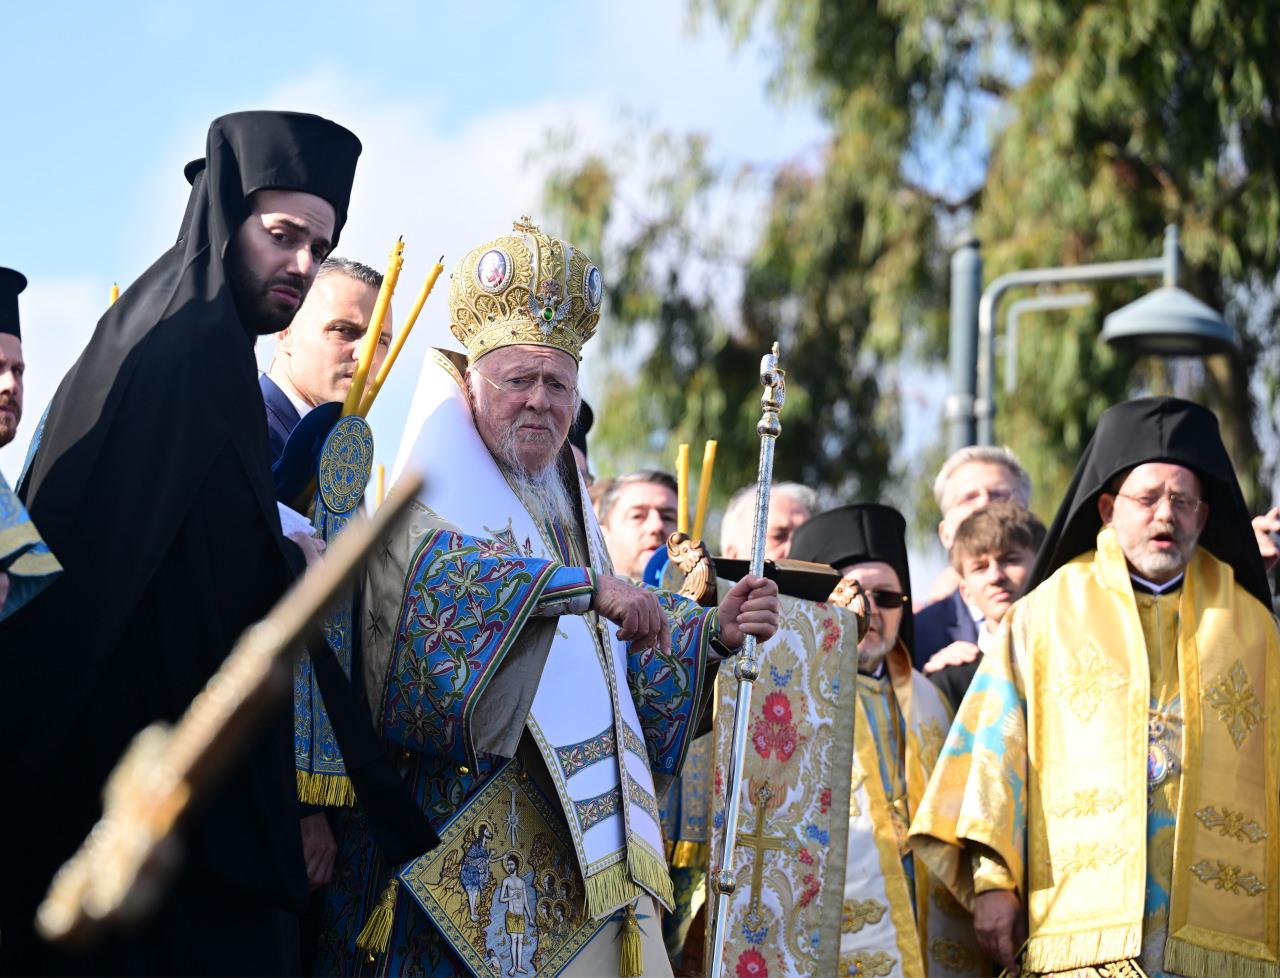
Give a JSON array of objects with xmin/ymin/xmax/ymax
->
[{"xmin": 0, "ymin": 111, "xmax": 360, "ymax": 976}]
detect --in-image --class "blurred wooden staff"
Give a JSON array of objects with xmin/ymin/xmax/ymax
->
[{"xmin": 36, "ymin": 474, "xmax": 423, "ymax": 947}]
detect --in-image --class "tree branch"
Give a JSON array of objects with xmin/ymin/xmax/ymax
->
[
  {"xmin": 974, "ymin": 73, "xmax": 1010, "ymax": 98},
  {"xmin": 904, "ymin": 181, "xmax": 983, "ymax": 214}
]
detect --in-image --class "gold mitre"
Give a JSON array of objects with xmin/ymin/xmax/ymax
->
[{"xmin": 449, "ymin": 216, "xmax": 603, "ymax": 363}]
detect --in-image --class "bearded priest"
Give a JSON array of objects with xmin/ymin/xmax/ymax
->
[
  {"xmin": 910, "ymin": 398, "xmax": 1280, "ymax": 978},
  {"xmin": 316, "ymin": 218, "xmax": 780, "ymax": 978},
  {"xmin": 788, "ymin": 504, "xmax": 983, "ymax": 978}
]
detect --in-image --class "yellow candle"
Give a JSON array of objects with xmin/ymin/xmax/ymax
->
[
  {"xmin": 691, "ymin": 439, "xmax": 718, "ymax": 542},
  {"xmin": 676, "ymin": 443, "xmax": 690, "ymax": 535},
  {"xmin": 342, "ymin": 237, "xmax": 404, "ymax": 417},
  {"xmin": 359, "ymin": 255, "xmax": 445, "ymax": 417},
  {"xmin": 375, "ymin": 463, "xmax": 386, "ymax": 508},
  {"xmin": 109, "ymin": 283, "xmax": 119, "ymax": 305}
]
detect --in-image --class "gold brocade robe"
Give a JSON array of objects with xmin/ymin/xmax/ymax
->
[
  {"xmin": 841, "ymin": 642, "xmax": 985, "ymax": 978},
  {"xmin": 909, "ymin": 529, "xmax": 1280, "ymax": 978}
]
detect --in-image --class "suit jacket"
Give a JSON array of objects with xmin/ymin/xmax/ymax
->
[
  {"xmin": 260, "ymin": 374, "xmax": 302, "ymax": 463},
  {"xmin": 911, "ymin": 586, "xmax": 978, "ymax": 670}
]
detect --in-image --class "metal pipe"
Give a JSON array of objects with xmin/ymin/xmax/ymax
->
[
  {"xmin": 974, "ymin": 225, "xmax": 1178, "ymax": 445},
  {"xmin": 946, "ymin": 234, "xmax": 982, "ymax": 452},
  {"xmin": 1004, "ymin": 292, "xmax": 1094, "ymax": 394},
  {"xmin": 708, "ymin": 342, "xmax": 785, "ymax": 978}
]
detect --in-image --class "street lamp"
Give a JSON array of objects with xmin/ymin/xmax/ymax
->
[
  {"xmin": 1100, "ymin": 286, "xmax": 1238, "ymax": 356},
  {"xmin": 946, "ymin": 225, "xmax": 1239, "ymax": 450}
]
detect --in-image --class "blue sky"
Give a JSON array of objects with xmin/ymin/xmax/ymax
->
[
  {"xmin": 0, "ymin": 0, "xmax": 830, "ymax": 466},
  {"xmin": 0, "ymin": 1, "xmax": 953, "ymax": 581}
]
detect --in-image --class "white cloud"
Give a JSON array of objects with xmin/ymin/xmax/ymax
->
[{"xmin": 3, "ymin": 4, "xmax": 828, "ymax": 483}]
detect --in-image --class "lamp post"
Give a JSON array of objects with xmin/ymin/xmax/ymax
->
[
  {"xmin": 947, "ymin": 225, "xmax": 1238, "ymax": 447},
  {"xmin": 945, "ymin": 234, "xmax": 982, "ymax": 453},
  {"xmin": 1003, "ymin": 291, "xmax": 1094, "ymax": 394}
]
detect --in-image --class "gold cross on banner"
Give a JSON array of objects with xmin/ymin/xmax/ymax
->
[{"xmin": 738, "ymin": 782, "xmax": 789, "ymax": 924}]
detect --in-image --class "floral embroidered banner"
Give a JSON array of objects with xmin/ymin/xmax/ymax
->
[{"xmin": 708, "ymin": 596, "xmax": 863, "ymax": 978}]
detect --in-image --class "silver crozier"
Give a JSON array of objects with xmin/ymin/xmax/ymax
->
[{"xmin": 707, "ymin": 342, "xmax": 785, "ymax": 978}]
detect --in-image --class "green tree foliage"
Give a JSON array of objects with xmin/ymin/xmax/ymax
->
[
  {"xmin": 544, "ymin": 127, "xmax": 907, "ymax": 507},
  {"xmin": 545, "ymin": 0, "xmax": 1280, "ymax": 526}
]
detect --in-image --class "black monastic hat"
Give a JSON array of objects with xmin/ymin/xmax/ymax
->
[
  {"xmin": 206, "ymin": 111, "xmax": 362, "ymax": 248},
  {"xmin": 0, "ymin": 268, "xmax": 28, "ymax": 339},
  {"xmin": 790, "ymin": 503, "xmax": 914, "ymax": 652},
  {"xmin": 1029, "ymin": 396, "xmax": 1270, "ymax": 609},
  {"xmin": 569, "ymin": 400, "xmax": 594, "ymax": 458}
]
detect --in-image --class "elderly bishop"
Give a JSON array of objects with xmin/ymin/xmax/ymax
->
[{"xmin": 317, "ymin": 218, "xmax": 780, "ymax": 978}]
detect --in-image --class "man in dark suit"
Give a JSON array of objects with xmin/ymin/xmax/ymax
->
[
  {"xmin": 912, "ymin": 445, "xmax": 1031, "ymax": 670},
  {"xmin": 927, "ymin": 501, "xmax": 1044, "ymax": 709},
  {"xmin": 261, "ymin": 255, "xmax": 392, "ymax": 459},
  {"xmin": 260, "ymin": 254, "xmax": 393, "ymax": 968}
]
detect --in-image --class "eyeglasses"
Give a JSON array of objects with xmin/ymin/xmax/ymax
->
[
  {"xmin": 472, "ymin": 369, "xmax": 578, "ymax": 407},
  {"xmin": 1113, "ymin": 490, "xmax": 1203, "ymax": 516},
  {"xmin": 865, "ymin": 589, "xmax": 909, "ymax": 608},
  {"xmin": 949, "ymin": 487, "xmax": 1015, "ymax": 512}
]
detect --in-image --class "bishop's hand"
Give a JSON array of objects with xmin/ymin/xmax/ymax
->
[
  {"xmin": 974, "ymin": 889, "xmax": 1026, "ymax": 975},
  {"xmin": 592, "ymin": 574, "xmax": 671, "ymax": 653},
  {"xmin": 716, "ymin": 574, "xmax": 781, "ymax": 649}
]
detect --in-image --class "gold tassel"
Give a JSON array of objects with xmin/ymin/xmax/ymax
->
[
  {"xmin": 584, "ymin": 861, "xmax": 641, "ymax": 921},
  {"xmin": 1023, "ymin": 923, "xmax": 1140, "ymax": 974},
  {"xmin": 355, "ymin": 878, "xmax": 398, "ymax": 959},
  {"xmin": 619, "ymin": 904, "xmax": 643, "ymax": 978},
  {"xmin": 627, "ymin": 841, "xmax": 675, "ymax": 909},
  {"xmin": 1165, "ymin": 936, "xmax": 1278, "ymax": 978},
  {"xmin": 297, "ymin": 770, "xmax": 357, "ymax": 807}
]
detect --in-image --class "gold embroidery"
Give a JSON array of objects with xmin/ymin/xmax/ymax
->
[
  {"xmin": 838, "ymin": 949, "xmax": 895, "ymax": 976},
  {"xmin": 1049, "ymin": 787, "xmax": 1125, "ymax": 818},
  {"xmin": 1024, "ymin": 958, "xmax": 1148, "ymax": 977},
  {"xmin": 841, "ymin": 897, "xmax": 887, "ymax": 934},
  {"xmin": 930, "ymin": 938, "xmax": 975, "ymax": 971},
  {"xmin": 931, "ymin": 880, "xmax": 968, "ymax": 919},
  {"xmin": 849, "ymin": 767, "xmax": 864, "ymax": 818},
  {"xmin": 1203, "ymin": 660, "xmax": 1264, "ymax": 749},
  {"xmin": 1056, "ymin": 641, "xmax": 1127, "ymax": 722},
  {"xmin": 1194, "ymin": 805, "xmax": 1269, "ymax": 843},
  {"xmin": 1056, "ymin": 841, "xmax": 1126, "ymax": 874},
  {"xmin": 1189, "ymin": 859, "xmax": 1267, "ymax": 896},
  {"xmin": 737, "ymin": 782, "xmax": 790, "ymax": 927},
  {"xmin": 1096, "ymin": 961, "xmax": 1150, "ymax": 978},
  {"xmin": 917, "ymin": 718, "xmax": 946, "ymax": 772}
]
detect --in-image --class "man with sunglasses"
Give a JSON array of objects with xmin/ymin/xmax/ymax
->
[
  {"xmin": 912, "ymin": 397, "xmax": 1279, "ymax": 978},
  {"xmin": 789, "ymin": 504, "xmax": 981, "ymax": 976}
]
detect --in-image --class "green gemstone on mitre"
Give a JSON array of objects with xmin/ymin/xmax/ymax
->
[{"xmin": 542, "ymin": 307, "xmax": 554, "ymax": 322}]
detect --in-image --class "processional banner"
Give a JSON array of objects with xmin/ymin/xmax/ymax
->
[{"xmin": 708, "ymin": 594, "xmax": 863, "ymax": 978}]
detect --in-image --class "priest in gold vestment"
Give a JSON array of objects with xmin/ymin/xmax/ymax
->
[
  {"xmin": 911, "ymin": 397, "xmax": 1279, "ymax": 978},
  {"xmin": 789, "ymin": 504, "xmax": 984, "ymax": 978}
]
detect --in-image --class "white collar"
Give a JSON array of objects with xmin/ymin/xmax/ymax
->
[
  {"xmin": 1130, "ymin": 571, "xmax": 1185, "ymax": 595},
  {"xmin": 264, "ymin": 370, "xmax": 314, "ymax": 422}
]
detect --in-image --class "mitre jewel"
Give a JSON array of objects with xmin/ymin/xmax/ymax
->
[{"xmin": 449, "ymin": 216, "xmax": 602, "ymax": 362}]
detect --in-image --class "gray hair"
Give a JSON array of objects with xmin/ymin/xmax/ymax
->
[
  {"xmin": 595, "ymin": 469, "xmax": 678, "ymax": 523},
  {"xmin": 933, "ymin": 445, "xmax": 1031, "ymax": 512},
  {"xmin": 719, "ymin": 481, "xmax": 818, "ymax": 553},
  {"xmin": 315, "ymin": 255, "xmax": 383, "ymax": 291}
]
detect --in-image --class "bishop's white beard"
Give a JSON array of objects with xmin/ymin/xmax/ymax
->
[
  {"xmin": 857, "ymin": 634, "xmax": 892, "ymax": 674},
  {"xmin": 467, "ymin": 374, "xmax": 581, "ymax": 531},
  {"xmin": 491, "ymin": 419, "xmax": 578, "ymax": 530}
]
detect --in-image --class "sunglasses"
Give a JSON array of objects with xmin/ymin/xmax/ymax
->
[{"xmin": 865, "ymin": 589, "xmax": 909, "ymax": 608}]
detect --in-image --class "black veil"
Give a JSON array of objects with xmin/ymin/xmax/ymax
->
[{"xmin": 1028, "ymin": 396, "xmax": 1270, "ymax": 609}]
